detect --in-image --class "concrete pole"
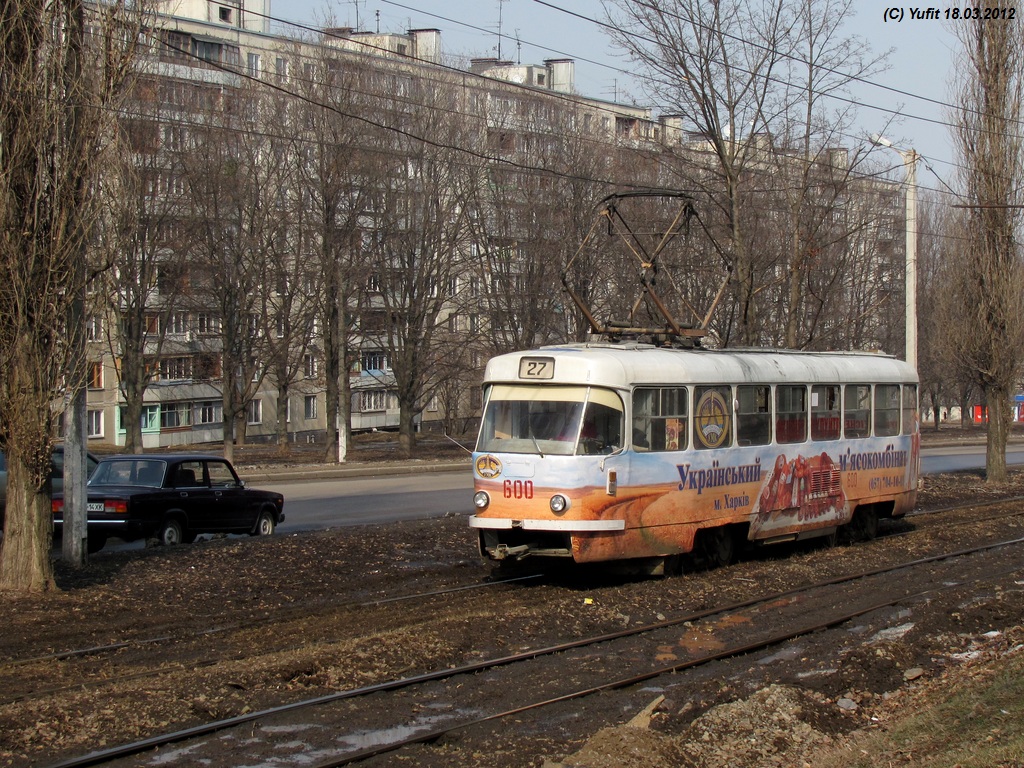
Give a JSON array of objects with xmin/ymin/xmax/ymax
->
[{"xmin": 903, "ymin": 149, "xmax": 919, "ymax": 371}]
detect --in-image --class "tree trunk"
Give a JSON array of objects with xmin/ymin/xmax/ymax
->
[
  {"xmin": 0, "ymin": 460, "xmax": 55, "ymax": 593},
  {"xmin": 985, "ymin": 384, "xmax": 1009, "ymax": 482},
  {"xmin": 276, "ymin": 381, "xmax": 290, "ymax": 454},
  {"xmin": 124, "ymin": 390, "xmax": 144, "ymax": 453},
  {"xmin": 398, "ymin": 401, "xmax": 416, "ymax": 459}
]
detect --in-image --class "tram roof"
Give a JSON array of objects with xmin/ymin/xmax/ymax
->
[{"xmin": 483, "ymin": 343, "xmax": 918, "ymax": 389}]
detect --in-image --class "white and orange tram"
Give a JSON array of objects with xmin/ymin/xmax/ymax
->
[{"xmin": 469, "ymin": 342, "xmax": 920, "ymax": 572}]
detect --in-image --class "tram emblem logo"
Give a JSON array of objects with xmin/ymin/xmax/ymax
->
[
  {"xmin": 476, "ymin": 455, "xmax": 503, "ymax": 478},
  {"xmin": 695, "ymin": 389, "xmax": 731, "ymax": 449}
]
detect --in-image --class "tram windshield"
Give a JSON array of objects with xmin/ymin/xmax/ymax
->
[{"xmin": 476, "ymin": 385, "xmax": 623, "ymax": 456}]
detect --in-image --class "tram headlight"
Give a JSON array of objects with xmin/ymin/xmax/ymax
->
[
  {"xmin": 549, "ymin": 494, "xmax": 570, "ymax": 514},
  {"xmin": 473, "ymin": 491, "xmax": 490, "ymax": 510}
]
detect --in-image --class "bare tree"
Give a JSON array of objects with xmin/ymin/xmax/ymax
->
[
  {"xmin": 369, "ymin": 75, "xmax": 475, "ymax": 458},
  {"xmin": 93, "ymin": 83, "xmax": 192, "ymax": 453},
  {"xmin": 0, "ymin": 0, "xmax": 142, "ymax": 593},
  {"xmin": 181, "ymin": 94, "xmax": 269, "ymax": 462},
  {"xmin": 293, "ymin": 45, "xmax": 378, "ymax": 463},
  {"xmin": 948, "ymin": 17, "xmax": 1024, "ymax": 481}
]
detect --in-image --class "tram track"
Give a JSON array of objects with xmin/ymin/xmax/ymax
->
[
  {"xmin": 7, "ymin": 497, "xmax": 1024, "ymax": 712},
  {"xmin": 45, "ymin": 531, "xmax": 1024, "ymax": 767}
]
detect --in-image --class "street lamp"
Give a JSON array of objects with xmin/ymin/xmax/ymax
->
[{"xmin": 870, "ymin": 133, "xmax": 920, "ymax": 370}]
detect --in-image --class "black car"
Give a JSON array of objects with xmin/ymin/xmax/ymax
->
[{"xmin": 52, "ymin": 454, "xmax": 285, "ymax": 552}]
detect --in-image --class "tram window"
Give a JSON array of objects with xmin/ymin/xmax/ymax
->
[
  {"xmin": 902, "ymin": 385, "xmax": 919, "ymax": 435},
  {"xmin": 776, "ymin": 385, "xmax": 807, "ymax": 444},
  {"xmin": 811, "ymin": 385, "xmax": 841, "ymax": 440},
  {"xmin": 736, "ymin": 385, "xmax": 770, "ymax": 446},
  {"xmin": 577, "ymin": 401, "xmax": 623, "ymax": 455},
  {"xmin": 694, "ymin": 386, "xmax": 732, "ymax": 450},
  {"xmin": 476, "ymin": 384, "xmax": 587, "ymax": 456},
  {"xmin": 875, "ymin": 384, "xmax": 901, "ymax": 436},
  {"xmin": 632, "ymin": 387, "xmax": 687, "ymax": 452},
  {"xmin": 845, "ymin": 384, "xmax": 871, "ymax": 438}
]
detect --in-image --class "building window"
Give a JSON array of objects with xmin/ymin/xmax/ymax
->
[
  {"xmin": 160, "ymin": 402, "xmax": 192, "ymax": 429},
  {"xmin": 247, "ymin": 399, "xmax": 262, "ymax": 425},
  {"xmin": 88, "ymin": 362, "xmax": 103, "ymax": 389},
  {"xmin": 120, "ymin": 405, "xmax": 160, "ymax": 432},
  {"xmin": 87, "ymin": 410, "xmax": 104, "ymax": 438},
  {"xmin": 86, "ymin": 316, "xmax": 103, "ymax": 342},
  {"xmin": 304, "ymin": 354, "xmax": 317, "ymax": 378},
  {"xmin": 361, "ymin": 350, "xmax": 387, "ymax": 372},
  {"xmin": 218, "ymin": 6, "xmax": 232, "ymax": 23},
  {"xmin": 360, "ymin": 390, "xmax": 387, "ymax": 412},
  {"xmin": 197, "ymin": 314, "xmax": 221, "ymax": 335},
  {"xmin": 304, "ymin": 395, "xmax": 317, "ymax": 420},
  {"xmin": 197, "ymin": 400, "xmax": 223, "ymax": 425},
  {"xmin": 160, "ymin": 356, "xmax": 192, "ymax": 381},
  {"xmin": 193, "ymin": 39, "xmax": 223, "ymax": 64},
  {"xmin": 166, "ymin": 312, "xmax": 189, "ymax": 336},
  {"xmin": 275, "ymin": 56, "xmax": 289, "ymax": 81},
  {"xmin": 247, "ymin": 52, "xmax": 261, "ymax": 78}
]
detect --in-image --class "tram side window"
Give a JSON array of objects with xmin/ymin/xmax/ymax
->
[
  {"xmin": 845, "ymin": 384, "xmax": 871, "ymax": 438},
  {"xmin": 736, "ymin": 385, "xmax": 771, "ymax": 446},
  {"xmin": 693, "ymin": 386, "xmax": 733, "ymax": 449},
  {"xmin": 632, "ymin": 387, "xmax": 688, "ymax": 451},
  {"xmin": 776, "ymin": 385, "xmax": 807, "ymax": 444},
  {"xmin": 902, "ymin": 384, "xmax": 919, "ymax": 435},
  {"xmin": 811, "ymin": 384, "xmax": 841, "ymax": 440},
  {"xmin": 875, "ymin": 384, "xmax": 901, "ymax": 437}
]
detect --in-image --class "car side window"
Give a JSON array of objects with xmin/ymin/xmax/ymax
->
[
  {"xmin": 174, "ymin": 461, "xmax": 204, "ymax": 488},
  {"xmin": 206, "ymin": 461, "xmax": 238, "ymax": 488}
]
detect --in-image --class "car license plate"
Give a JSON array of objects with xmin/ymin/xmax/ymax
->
[{"xmin": 87, "ymin": 502, "xmax": 105, "ymax": 513}]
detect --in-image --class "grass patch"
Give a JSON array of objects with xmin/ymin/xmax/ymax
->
[{"xmin": 822, "ymin": 650, "xmax": 1024, "ymax": 767}]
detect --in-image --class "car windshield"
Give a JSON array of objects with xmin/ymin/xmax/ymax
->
[
  {"xmin": 90, "ymin": 459, "xmax": 167, "ymax": 488},
  {"xmin": 476, "ymin": 385, "xmax": 623, "ymax": 456}
]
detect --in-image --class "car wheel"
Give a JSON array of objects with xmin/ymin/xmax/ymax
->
[
  {"xmin": 251, "ymin": 509, "xmax": 275, "ymax": 536},
  {"xmin": 156, "ymin": 518, "xmax": 184, "ymax": 546}
]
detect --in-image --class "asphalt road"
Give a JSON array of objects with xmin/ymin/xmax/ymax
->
[{"xmin": 275, "ymin": 472, "xmax": 474, "ymax": 532}]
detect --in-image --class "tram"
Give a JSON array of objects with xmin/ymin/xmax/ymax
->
[{"xmin": 469, "ymin": 342, "xmax": 920, "ymax": 572}]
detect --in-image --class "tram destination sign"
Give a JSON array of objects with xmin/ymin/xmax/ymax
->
[{"xmin": 519, "ymin": 357, "xmax": 555, "ymax": 379}]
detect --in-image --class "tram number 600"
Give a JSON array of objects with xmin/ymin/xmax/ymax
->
[{"xmin": 503, "ymin": 479, "xmax": 534, "ymax": 499}]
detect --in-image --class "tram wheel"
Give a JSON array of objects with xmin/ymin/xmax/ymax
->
[
  {"xmin": 691, "ymin": 526, "xmax": 737, "ymax": 571},
  {"xmin": 841, "ymin": 506, "xmax": 879, "ymax": 543}
]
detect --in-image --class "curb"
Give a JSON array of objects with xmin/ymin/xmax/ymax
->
[{"xmin": 237, "ymin": 460, "xmax": 470, "ymax": 484}]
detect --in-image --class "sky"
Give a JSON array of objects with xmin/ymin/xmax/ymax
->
[{"xmin": 270, "ymin": 0, "xmax": 962, "ymax": 200}]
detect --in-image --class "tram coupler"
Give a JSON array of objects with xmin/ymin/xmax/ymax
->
[{"xmin": 493, "ymin": 543, "xmax": 531, "ymax": 560}]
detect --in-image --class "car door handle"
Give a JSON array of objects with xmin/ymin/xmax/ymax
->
[{"xmin": 180, "ymin": 492, "xmax": 188, "ymax": 498}]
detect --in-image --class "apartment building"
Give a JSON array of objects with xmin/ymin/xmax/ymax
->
[{"xmin": 82, "ymin": 0, "xmax": 661, "ymax": 448}]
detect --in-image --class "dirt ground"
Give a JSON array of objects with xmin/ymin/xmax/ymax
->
[{"xmin": 2, "ymin": 427, "xmax": 1024, "ymax": 767}]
